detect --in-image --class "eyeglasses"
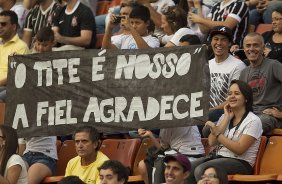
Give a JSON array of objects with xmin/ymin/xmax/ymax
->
[
  {"xmin": 0, "ymin": 22, "xmax": 8, "ymax": 27},
  {"xmin": 201, "ymin": 174, "xmax": 218, "ymax": 179},
  {"xmin": 272, "ymin": 17, "xmax": 282, "ymax": 22}
]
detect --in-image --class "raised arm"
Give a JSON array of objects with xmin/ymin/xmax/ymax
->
[
  {"xmin": 138, "ymin": 128, "xmax": 161, "ymax": 149},
  {"xmin": 102, "ymin": 14, "xmax": 119, "ymax": 49}
]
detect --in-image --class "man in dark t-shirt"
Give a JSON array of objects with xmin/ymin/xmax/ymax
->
[
  {"xmin": 23, "ymin": 0, "xmax": 61, "ymax": 48},
  {"xmin": 52, "ymin": 0, "xmax": 96, "ymax": 49}
]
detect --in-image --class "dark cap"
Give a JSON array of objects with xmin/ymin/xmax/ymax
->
[
  {"xmin": 210, "ymin": 26, "xmax": 233, "ymax": 42},
  {"xmin": 163, "ymin": 153, "xmax": 191, "ymax": 172}
]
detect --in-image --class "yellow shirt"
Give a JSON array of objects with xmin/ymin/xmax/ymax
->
[
  {"xmin": 65, "ymin": 151, "xmax": 109, "ymax": 184},
  {"xmin": 0, "ymin": 34, "xmax": 30, "ymax": 82}
]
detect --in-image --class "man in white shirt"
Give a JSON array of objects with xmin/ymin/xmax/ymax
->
[{"xmin": 203, "ymin": 26, "xmax": 246, "ymax": 137}]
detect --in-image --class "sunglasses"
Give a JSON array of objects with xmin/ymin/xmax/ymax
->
[{"xmin": 0, "ymin": 22, "xmax": 8, "ymax": 27}]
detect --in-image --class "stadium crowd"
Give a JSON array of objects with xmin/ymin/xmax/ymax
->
[{"xmin": 0, "ymin": 0, "xmax": 282, "ymax": 183}]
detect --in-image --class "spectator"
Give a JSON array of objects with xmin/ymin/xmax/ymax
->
[
  {"xmin": 239, "ymin": 32, "xmax": 282, "ymax": 133},
  {"xmin": 187, "ymin": 80, "xmax": 263, "ymax": 183},
  {"xmin": 0, "ymin": 10, "xmax": 30, "ymax": 102},
  {"xmin": 249, "ymin": 0, "xmax": 282, "ymax": 31},
  {"xmin": 137, "ymin": 126, "xmax": 204, "ymax": 184},
  {"xmin": 160, "ymin": 6, "xmax": 195, "ymax": 47},
  {"xmin": 65, "ymin": 125, "xmax": 109, "ymax": 184},
  {"xmin": 18, "ymin": 27, "xmax": 60, "ymax": 184},
  {"xmin": 32, "ymin": 26, "xmax": 55, "ymax": 53},
  {"xmin": 102, "ymin": 4, "xmax": 160, "ymax": 49},
  {"xmin": 96, "ymin": 0, "xmax": 174, "ymax": 36},
  {"xmin": 0, "ymin": 125, "xmax": 28, "ymax": 184},
  {"xmin": 137, "ymin": 0, "xmax": 175, "ymax": 37},
  {"xmin": 52, "ymin": 0, "xmax": 96, "ymax": 49},
  {"xmin": 22, "ymin": 0, "xmax": 61, "ymax": 48},
  {"xmin": 163, "ymin": 154, "xmax": 191, "ymax": 184},
  {"xmin": 179, "ymin": 34, "xmax": 201, "ymax": 46},
  {"xmin": 262, "ymin": 6, "xmax": 282, "ymax": 63},
  {"xmin": 95, "ymin": 0, "xmax": 129, "ymax": 34},
  {"xmin": 178, "ymin": 0, "xmax": 210, "ymax": 42},
  {"xmin": 58, "ymin": 176, "xmax": 85, "ymax": 184},
  {"xmin": 111, "ymin": 2, "xmax": 134, "ymax": 36},
  {"xmin": 19, "ymin": 136, "xmax": 58, "ymax": 184},
  {"xmin": 197, "ymin": 166, "xmax": 228, "ymax": 184},
  {"xmin": 0, "ymin": 0, "xmax": 28, "ymax": 33},
  {"xmin": 98, "ymin": 160, "xmax": 129, "ymax": 184},
  {"xmin": 188, "ymin": 0, "xmax": 249, "ymax": 47},
  {"xmin": 203, "ymin": 26, "xmax": 246, "ymax": 137}
]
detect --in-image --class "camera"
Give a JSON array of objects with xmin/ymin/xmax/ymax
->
[{"xmin": 113, "ymin": 16, "xmax": 125, "ymax": 24}]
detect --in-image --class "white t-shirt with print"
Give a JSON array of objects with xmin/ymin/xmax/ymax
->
[
  {"xmin": 160, "ymin": 126, "xmax": 205, "ymax": 156},
  {"xmin": 217, "ymin": 112, "xmax": 263, "ymax": 166},
  {"xmin": 209, "ymin": 54, "xmax": 246, "ymax": 107},
  {"xmin": 111, "ymin": 34, "xmax": 160, "ymax": 49}
]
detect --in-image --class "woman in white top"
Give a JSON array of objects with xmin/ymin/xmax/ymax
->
[
  {"xmin": 0, "ymin": 125, "xmax": 28, "ymax": 184},
  {"xmin": 160, "ymin": 6, "xmax": 195, "ymax": 47},
  {"xmin": 187, "ymin": 80, "xmax": 263, "ymax": 183}
]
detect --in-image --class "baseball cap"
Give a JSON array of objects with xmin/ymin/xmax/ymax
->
[
  {"xmin": 210, "ymin": 26, "xmax": 233, "ymax": 42},
  {"xmin": 163, "ymin": 153, "xmax": 191, "ymax": 172}
]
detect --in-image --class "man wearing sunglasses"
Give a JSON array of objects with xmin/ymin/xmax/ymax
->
[{"xmin": 0, "ymin": 10, "xmax": 29, "ymax": 102}]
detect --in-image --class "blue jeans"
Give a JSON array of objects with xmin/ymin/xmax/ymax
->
[
  {"xmin": 22, "ymin": 151, "xmax": 57, "ymax": 175},
  {"xmin": 257, "ymin": 113, "xmax": 282, "ymax": 134},
  {"xmin": 249, "ymin": 1, "xmax": 282, "ymax": 26}
]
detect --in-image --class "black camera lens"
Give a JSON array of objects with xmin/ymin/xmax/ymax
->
[{"xmin": 114, "ymin": 16, "xmax": 122, "ymax": 24}]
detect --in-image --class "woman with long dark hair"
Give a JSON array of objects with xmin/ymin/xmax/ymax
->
[
  {"xmin": 187, "ymin": 80, "xmax": 263, "ymax": 183},
  {"xmin": 0, "ymin": 125, "xmax": 27, "ymax": 184}
]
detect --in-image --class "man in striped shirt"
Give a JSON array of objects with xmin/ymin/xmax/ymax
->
[
  {"xmin": 188, "ymin": 0, "xmax": 249, "ymax": 47},
  {"xmin": 22, "ymin": 0, "xmax": 61, "ymax": 48}
]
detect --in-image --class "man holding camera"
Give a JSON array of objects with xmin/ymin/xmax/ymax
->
[{"xmin": 102, "ymin": 3, "xmax": 159, "ymax": 49}]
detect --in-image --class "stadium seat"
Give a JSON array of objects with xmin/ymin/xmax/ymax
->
[
  {"xmin": 56, "ymin": 140, "xmax": 62, "ymax": 154},
  {"xmin": 271, "ymin": 129, "xmax": 282, "ymax": 136},
  {"xmin": 100, "ymin": 138, "xmax": 141, "ymax": 173},
  {"xmin": 255, "ymin": 24, "xmax": 272, "ymax": 34},
  {"xmin": 42, "ymin": 176, "xmax": 64, "ymax": 183},
  {"xmin": 132, "ymin": 138, "xmax": 156, "ymax": 175},
  {"xmin": 96, "ymin": 1, "xmax": 111, "ymax": 16},
  {"xmin": 56, "ymin": 140, "xmax": 77, "ymax": 176},
  {"xmin": 231, "ymin": 136, "xmax": 282, "ymax": 182},
  {"xmin": 0, "ymin": 102, "xmax": 5, "ymax": 124},
  {"xmin": 252, "ymin": 136, "xmax": 268, "ymax": 175},
  {"xmin": 42, "ymin": 140, "xmax": 76, "ymax": 183},
  {"xmin": 109, "ymin": 0, "xmax": 121, "ymax": 7}
]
